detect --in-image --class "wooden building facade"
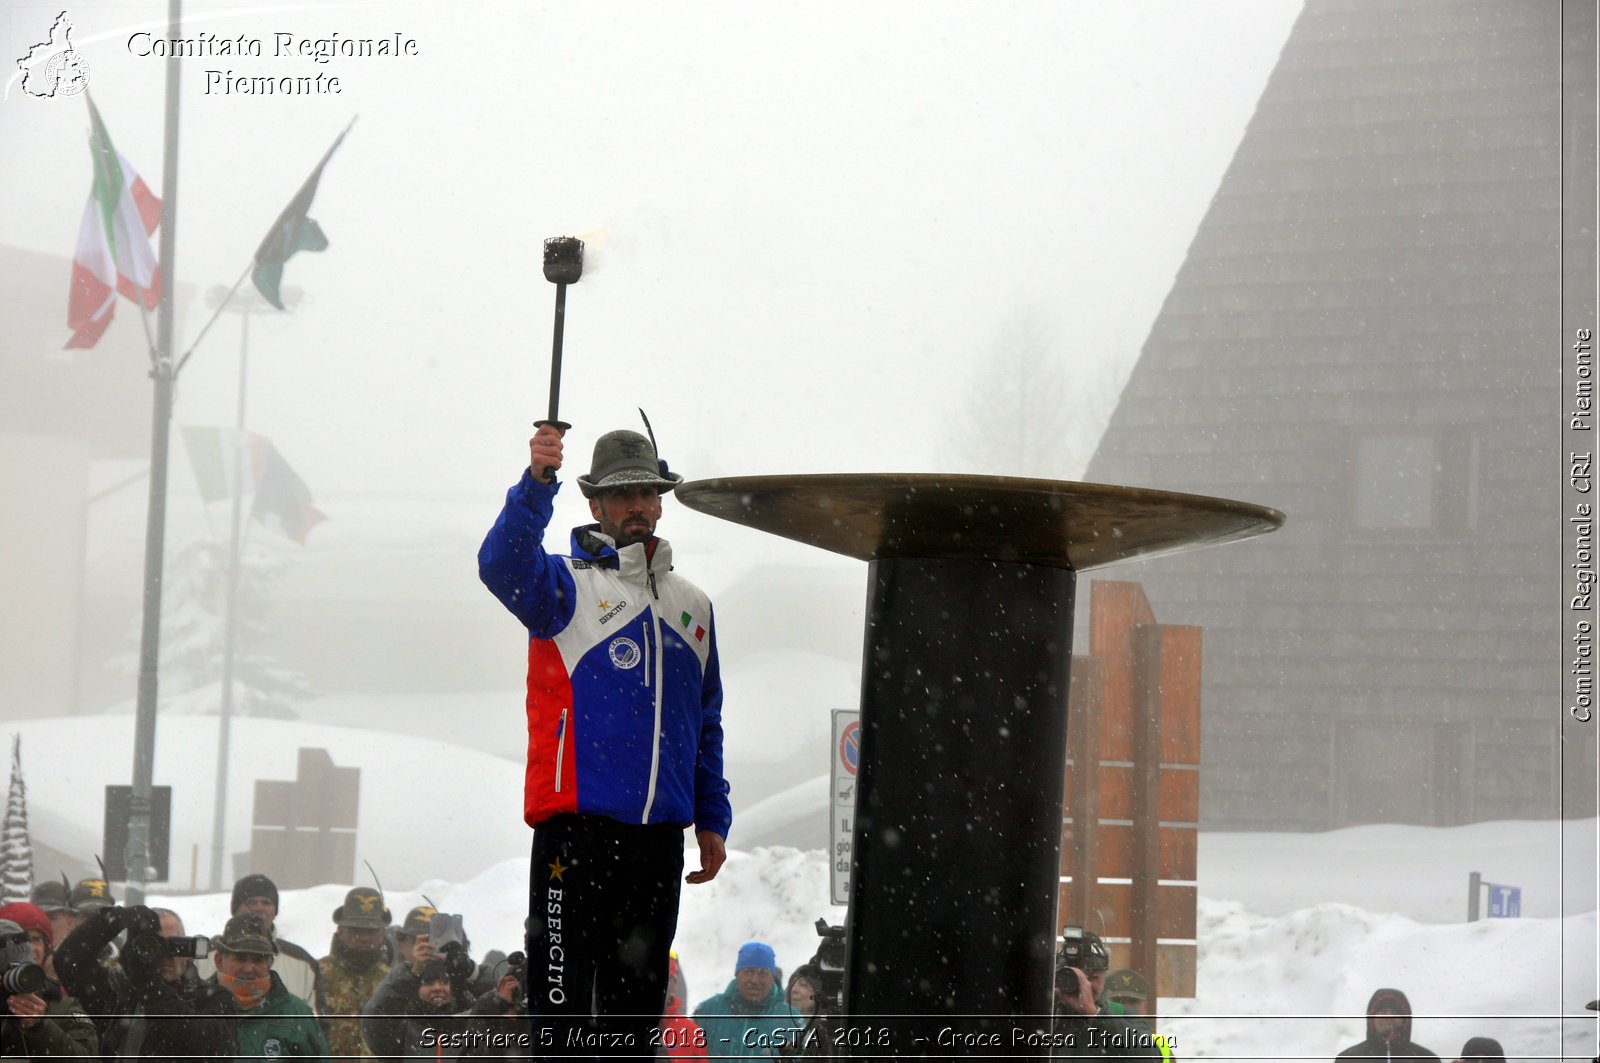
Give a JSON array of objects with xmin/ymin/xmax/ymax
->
[{"xmin": 1082, "ymin": 0, "xmax": 1589, "ymax": 829}]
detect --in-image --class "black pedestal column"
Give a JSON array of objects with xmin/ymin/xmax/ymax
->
[
  {"xmin": 850, "ymin": 556, "xmax": 1075, "ymax": 1032},
  {"xmin": 676, "ymin": 473, "xmax": 1283, "ymax": 1057}
]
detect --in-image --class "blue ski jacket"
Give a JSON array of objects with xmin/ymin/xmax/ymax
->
[
  {"xmin": 479, "ymin": 471, "xmax": 732, "ymax": 838},
  {"xmin": 692, "ymin": 982, "xmax": 803, "ymax": 1059}
]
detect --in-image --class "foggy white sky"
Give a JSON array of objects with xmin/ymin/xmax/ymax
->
[{"xmin": 2, "ymin": 0, "xmax": 1303, "ymax": 536}]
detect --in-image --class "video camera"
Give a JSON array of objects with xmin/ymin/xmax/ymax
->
[
  {"xmin": 119, "ymin": 907, "xmax": 210, "ymax": 975},
  {"xmin": 775, "ymin": 919, "xmax": 848, "ymax": 1058},
  {"xmin": 807, "ymin": 918, "xmax": 846, "ymax": 1017},
  {"xmin": 1053, "ymin": 925, "xmax": 1107, "ymax": 1000}
]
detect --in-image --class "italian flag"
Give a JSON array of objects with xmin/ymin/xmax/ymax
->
[
  {"xmin": 180, "ymin": 425, "xmax": 250, "ymax": 503},
  {"xmin": 65, "ymin": 96, "xmax": 161, "ymax": 349},
  {"xmin": 181, "ymin": 425, "xmax": 329, "ymax": 544}
]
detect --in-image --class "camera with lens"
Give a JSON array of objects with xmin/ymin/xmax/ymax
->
[
  {"xmin": 121, "ymin": 930, "xmax": 211, "ymax": 968},
  {"xmin": 428, "ymin": 913, "xmax": 476, "ymax": 985},
  {"xmin": 0, "ymin": 921, "xmax": 48, "ymax": 1002},
  {"xmin": 0, "ymin": 961, "xmax": 46, "ymax": 999},
  {"xmin": 502, "ymin": 951, "xmax": 528, "ymax": 1014},
  {"xmin": 120, "ymin": 906, "xmax": 210, "ymax": 976},
  {"xmin": 1053, "ymin": 925, "xmax": 1108, "ymax": 1008}
]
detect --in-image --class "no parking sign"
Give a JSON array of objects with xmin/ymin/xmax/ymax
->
[{"xmin": 830, "ymin": 710, "xmax": 859, "ymax": 905}]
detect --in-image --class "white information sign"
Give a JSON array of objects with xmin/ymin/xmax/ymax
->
[{"xmin": 830, "ymin": 709, "xmax": 860, "ymax": 906}]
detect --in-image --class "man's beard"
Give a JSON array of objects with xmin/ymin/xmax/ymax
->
[
  {"xmin": 334, "ymin": 935, "xmax": 385, "ymax": 967},
  {"xmin": 612, "ymin": 518, "xmax": 653, "ymax": 546}
]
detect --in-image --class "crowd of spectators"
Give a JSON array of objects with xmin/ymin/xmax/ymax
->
[{"xmin": 2, "ymin": 873, "xmax": 1541, "ymax": 1061}]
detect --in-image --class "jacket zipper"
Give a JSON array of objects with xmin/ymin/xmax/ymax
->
[
  {"xmin": 554, "ymin": 707, "xmax": 568, "ymax": 792},
  {"xmin": 641, "ymin": 564, "xmax": 665, "ymax": 822},
  {"xmin": 642, "ymin": 619, "xmax": 652, "ymax": 689}
]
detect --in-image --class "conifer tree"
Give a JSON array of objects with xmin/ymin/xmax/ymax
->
[
  {"xmin": 112, "ymin": 538, "xmax": 313, "ymax": 718},
  {"xmin": 1, "ymin": 736, "xmax": 35, "ymax": 904}
]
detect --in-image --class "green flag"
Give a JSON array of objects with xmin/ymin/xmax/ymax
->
[
  {"xmin": 180, "ymin": 425, "xmax": 245, "ymax": 503},
  {"xmin": 251, "ymin": 118, "xmax": 354, "ymax": 308}
]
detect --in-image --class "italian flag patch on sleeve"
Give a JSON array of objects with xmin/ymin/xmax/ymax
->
[{"xmin": 679, "ymin": 610, "xmax": 706, "ymax": 642}]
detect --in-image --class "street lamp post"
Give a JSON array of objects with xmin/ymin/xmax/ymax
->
[{"xmin": 205, "ymin": 283, "xmax": 301, "ymax": 892}]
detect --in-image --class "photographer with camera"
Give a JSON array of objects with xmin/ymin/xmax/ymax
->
[
  {"xmin": 362, "ymin": 913, "xmax": 481, "ymax": 1059},
  {"xmin": 770, "ymin": 920, "xmax": 846, "ymax": 1059},
  {"xmin": 53, "ymin": 901, "xmax": 231, "ymax": 1060},
  {"xmin": 1051, "ymin": 929, "xmax": 1162, "ymax": 1061},
  {"xmin": 784, "ymin": 968, "xmax": 820, "ymax": 1022},
  {"xmin": 0, "ymin": 908, "xmax": 97, "ymax": 1059},
  {"xmin": 365, "ymin": 957, "xmax": 468, "ymax": 1058},
  {"xmin": 455, "ymin": 953, "xmax": 530, "ymax": 1059}
]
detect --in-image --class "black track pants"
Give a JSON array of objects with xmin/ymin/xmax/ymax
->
[{"xmin": 526, "ymin": 813, "xmax": 685, "ymax": 1060}]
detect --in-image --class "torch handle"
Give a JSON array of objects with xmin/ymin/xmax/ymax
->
[
  {"xmin": 534, "ymin": 235, "xmax": 583, "ymax": 482},
  {"xmin": 534, "ymin": 282, "xmax": 572, "ymax": 481}
]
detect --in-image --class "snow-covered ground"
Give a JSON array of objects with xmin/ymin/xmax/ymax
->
[
  {"xmin": 142, "ymin": 840, "xmax": 1595, "ymax": 1062},
  {"xmin": 10, "ymin": 715, "xmax": 527, "ymax": 891},
  {"xmin": 10, "ymin": 714, "xmax": 1597, "ymax": 1060}
]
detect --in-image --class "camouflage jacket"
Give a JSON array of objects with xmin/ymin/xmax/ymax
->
[{"xmin": 319, "ymin": 939, "xmax": 390, "ymax": 1063}]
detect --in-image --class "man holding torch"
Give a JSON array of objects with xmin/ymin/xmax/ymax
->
[{"xmin": 479, "ymin": 419, "xmax": 731, "ymax": 1057}]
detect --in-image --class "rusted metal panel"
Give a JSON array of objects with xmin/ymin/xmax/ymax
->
[{"xmin": 1057, "ymin": 881, "xmax": 1198, "ymax": 939}]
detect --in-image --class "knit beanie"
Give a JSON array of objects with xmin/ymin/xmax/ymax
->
[
  {"xmin": 0, "ymin": 903, "xmax": 52, "ymax": 947},
  {"xmin": 1460, "ymin": 1037, "xmax": 1505, "ymax": 1062},
  {"xmin": 231, "ymin": 873, "xmax": 279, "ymax": 914},
  {"xmin": 735, "ymin": 941, "xmax": 776, "ymax": 974}
]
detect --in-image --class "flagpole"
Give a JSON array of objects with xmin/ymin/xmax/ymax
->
[
  {"xmin": 207, "ymin": 307, "xmax": 246, "ymax": 893},
  {"xmin": 125, "ymin": 0, "xmax": 183, "ymax": 907},
  {"xmin": 175, "ymin": 261, "xmax": 251, "ymax": 376},
  {"xmin": 205, "ymin": 286, "xmax": 291, "ymax": 893},
  {"xmin": 135, "ymin": 293, "xmax": 157, "ymax": 361}
]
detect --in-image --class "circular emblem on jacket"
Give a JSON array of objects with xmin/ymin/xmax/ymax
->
[
  {"xmin": 608, "ymin": 637, "xmax": 642, "ymax": 670},
  {"xmin": 262, "ymin": 1039, "xmax": 284, "ymax": 1058}
]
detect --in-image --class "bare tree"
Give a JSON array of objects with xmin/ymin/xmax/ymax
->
[{"xmin": 940, "ymin": 309, "xmax": 1121, "ymax": 480}]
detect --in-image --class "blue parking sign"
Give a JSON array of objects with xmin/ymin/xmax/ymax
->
[{"xmin": 1488, "ymin": 884, "xmax": 1521, "ymax": 918}]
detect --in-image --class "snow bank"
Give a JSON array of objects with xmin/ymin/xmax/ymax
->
[{"xmin": 10, "ymin": 713, "xmax": 1594, "ymax": 1060}]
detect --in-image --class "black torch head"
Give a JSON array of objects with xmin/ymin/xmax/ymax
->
[{"xmin": 543, "ymin": 237, "xmax": 585, "ymax": 284}]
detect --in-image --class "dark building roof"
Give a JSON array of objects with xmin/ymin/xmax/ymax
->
[{"xmin": 1081, "ymin": 0, "xmax": 1572, "ymax": 829}]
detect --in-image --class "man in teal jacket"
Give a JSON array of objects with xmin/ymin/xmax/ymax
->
[
  {"xmin": 211, "ymin": 914, "xmax": 329, "ymax": 1061},
  {"xmin": 691, "ymin": 943, "xmax": 802, "ymax": 1059}
]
